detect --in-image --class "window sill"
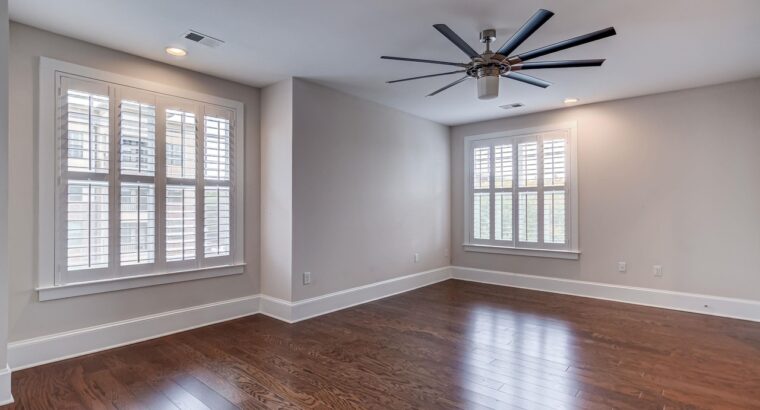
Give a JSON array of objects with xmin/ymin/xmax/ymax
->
[
  {"xmin": 37, "ymin": 263, "xmax": 246, "ymax": 301},
  {"xmin": 462, "ymin": 244, "xmax": 580, "ymax": 260}
]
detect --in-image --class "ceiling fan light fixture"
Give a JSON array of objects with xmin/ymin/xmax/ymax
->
[
  {"xmin": 477, "ymin": 76, "xmax": 499, "ymax": 100},
  {"xmin": 476, "ymin": 66, "xmax": 501, "ymax": 100}
]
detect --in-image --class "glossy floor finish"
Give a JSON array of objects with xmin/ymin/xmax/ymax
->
[{"xmin": 5, "ymin": 280, "xmax": 760, "ymax": 409}]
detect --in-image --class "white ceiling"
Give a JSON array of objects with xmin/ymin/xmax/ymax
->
[{"xmin": 9, "ymin": 0, "xmax": 760, "ymax": 125}]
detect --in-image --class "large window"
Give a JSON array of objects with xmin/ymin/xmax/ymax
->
[
  {"xmin": 38, "ymin": 58, "xmax": 245, "ymax": 298},
  {"xmin": 464, "ymin": 124, "xmax": 578, "ymax": 259}
]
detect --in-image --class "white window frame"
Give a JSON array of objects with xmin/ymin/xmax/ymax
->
[
  {"xmin": 463, "ymin": 122, "xmax": 580, "ymax": 260},
  {"xmin": 37, "ymin": 57, "xmax": 246, "ymax": 300}
]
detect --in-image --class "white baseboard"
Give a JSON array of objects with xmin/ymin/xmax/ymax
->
[
  {"xmin": 8, "ymin": 295, "xmax": 261, "ymax": 371},
  {"xmin": 452, "ymin": 266, "xmax": 760, "ymax": 323},
  {"xmin": 9, "ymin": 264, "xmax": 758, "ymax": 375},
  {"xmin": 260, "ymin": 266, "xmax": 452, "ymax": 323},
  {"xmin": 7, "ymin": 267, "xmax": 451, "ymax": 371},
  {"xmin": 0, "ymin": 365, "xmax": 12, "ymax": 406}
]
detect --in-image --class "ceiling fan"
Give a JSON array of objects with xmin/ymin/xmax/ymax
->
[{"xmin": 381, "ymin": 9, "xmax": 616, "ymax": 100}]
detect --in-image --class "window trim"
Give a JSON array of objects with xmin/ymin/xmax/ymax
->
[
  {"xmin": 37, "ymin": 57, "xmax": 245, "ymax": 300},
  {"xmin": 463, "ymin": 122, "xmax": 579, "ymax": 258}
]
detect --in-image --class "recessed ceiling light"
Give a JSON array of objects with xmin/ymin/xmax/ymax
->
[
  {"xmin": 564, "ymin": 98, "xmax": 579, "ymax": 104},
  {"xmin": 165, "ymin": 47, "xmax": 187, "ymax": 57}
]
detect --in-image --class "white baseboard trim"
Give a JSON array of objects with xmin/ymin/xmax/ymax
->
[
  {"xmin": 8, "ymin": 295, "xmax": 261, "ymax": 371},
  {"xmin": 260, "ymin": 266, "xmax": 452, "ymax": 323},
  {"xmin": 452, "ymin": 266, "xmax": 760, "ymax": 323},
  {"xmin": 0, "ymin": 365, "xmax": 12, "ymax": 406},
  {"xmin": 7, "ymin": 266, "xmax": 452, "ymax": 371},
  {"xmin": 11, "ymin": 264, "xmax": 757, "ymax": 375}
]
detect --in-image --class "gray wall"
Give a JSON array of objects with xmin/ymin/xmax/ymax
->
[
  {"xmin": 291, "ymin": 79, "xmax": 450, "ymax": 301},
  {"xmin": 0, "ymin": 0, "xmax": 10, "ymax": 387},
  {"xmin": 260, "ymin": 79, "xmax": 293, "ymax": 301},
  {"xmin": 8, "ymin": 23, "xmax": 261, "ymax": 341},
  {"xmin": 451, "ymin": 78, "xmax": 760, "ymax": 301}
]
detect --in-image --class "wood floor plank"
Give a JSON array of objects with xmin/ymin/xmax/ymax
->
[{"xmin": 6, "ymin": 279, "xmax": 760, "ymax": 409}]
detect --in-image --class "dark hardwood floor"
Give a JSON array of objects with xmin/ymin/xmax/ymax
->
[{"xmin": 5, "ymin": 279, "xmax": 760, "ymax": 409}]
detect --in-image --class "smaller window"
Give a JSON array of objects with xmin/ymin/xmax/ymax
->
[{"xmin": 464, "ymin": 124, "xmax": 578, "ymax": 255}]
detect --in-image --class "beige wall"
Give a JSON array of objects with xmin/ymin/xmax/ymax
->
[
  {"xmin": 451, "ymin": 78, "xmax": 760, "ymax": 301},
  {"xmin": 260, "ymin": 79, "xmax": 293, "ymax": 301},
  {"xmin": 8, "ymin": 23, "xmax": 261, "ymax": 341},
  {"xmin": 291, "ymin": 79, "xmax": 450, "ymax": 301}
]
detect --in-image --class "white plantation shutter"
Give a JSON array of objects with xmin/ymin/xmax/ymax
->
[
  {"xmin": 65, "ymin": 89, "xmax": 110, "ymax": 174},
  {"xmin": 50, "ymin": 68, "xmax": 243, "ymax": 287},
  {"xmin": 204, "ymin": 115, "xmax": 231, "ymax": 181},
  {"xmin": 166, "ymin": 185, "xmax": 196, "ymax": 262},
  {"xmin": 59, "ymin": 77, "xmax": 112, "ymax": 279},
  {"xmin": 204, "ymin": 186, "xmax": 231, "ymax": 257},
  {"xmin": 544, "ymin": 190, "xmax": 566, "ymax": 244},
  {"xmin": 543, "ymin": 138, "xmax": 566, "ymax": 187},
  {"xmin": 472, "ymin": 146, "xmax": 490, "ymax": 240},
  {"xmin": 163, "ymin": 105, "xmax": 198, "ymax": 265},
  {"xmin": 473, "ymin": 192, "xmax": 489, "ymax": 240},
  {"xmin": 166, "ymin": 109, "xmax": 196, "ymax": 179},
  {"xmin": 118, "ymin": 93, "xmax": 158, "ymax": 270},
  {"xmin": 543, "ymin": 136, "xmax": 567, "ymax": 244},
  {"xmin": 494, "ymin": 144, "xmax": 513, "ymax": 241},
  {"xmin": 518, "ymin": 191, "xmax": 538, "ymax": 243},
  {"xmin": 518, "ymin": 141, "xmax": 538, "ymax": 188},
  {"xmin": 203, "ymin": 110, "xmax": 234, "ymax": 261},
  {"xmin": 516, "ymin": 139, "xmax": 539, "ymax": 245},
  {"xmin": 494, "ymin": 192, "xmax": 512, "ymax": 241},
  {"xmin": 466, "ymin": 127, "xmax": 574, "ymax": 252},
  {"xmin": 66, "ymin": 181, "xmax": 109, "ymax": 270},
  {"xmin": 120, "ymin": 100, "xmax": 156, "ymax": 175},
  {"xmin": 120, "ymin": 183, "xmax": 155, "ymax": 265}
]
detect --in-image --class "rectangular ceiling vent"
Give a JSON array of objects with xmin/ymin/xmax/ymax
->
[
  {"xmin": 183, "ymin": 30, "xmax": 225, "ymax": 48},
  {"xmin": 499, "ymin": 103, "xmax": 524, "ymax": 110}
]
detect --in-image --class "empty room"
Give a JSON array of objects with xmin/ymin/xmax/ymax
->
[{"xmin": 0, "ymin": 0, "xmax": 759, "ymax": 408}]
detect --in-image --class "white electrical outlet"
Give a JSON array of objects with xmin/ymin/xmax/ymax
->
[
  {"xmin": 414, "ymin": 253, "xmax": 420, "ymax": 263},
  {"xmin": 617, "ymin": 262, "xmax": 627, "ymax": 273},
  {"xmin": 653, "ymin": 265, "xmax": 663, "ymax": 277},
  {"xmin": 303, "ymin": 271, "xmax": 312, "ymax": 285}
]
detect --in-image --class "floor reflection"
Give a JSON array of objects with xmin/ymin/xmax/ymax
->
[{"xmin": 461, "ymin": 304, "xmax": 580, "ymax": 409}]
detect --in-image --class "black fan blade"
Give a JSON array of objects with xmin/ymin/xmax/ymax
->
[
  {"xmin": 503, "ymin": 72, "xmax": 551, "ymax": 88},
  {"xmin": 427, "ymin": 76, "xmax": 470, "ymax": 97},
  {"xmin": 387, "ymin": 70, "xmax": 467, "ymax": 84},
  {"xmin": 433, "ymin": 24, "xmax": 480, "ymax": 59},
  {"xmin": 496, "ymin": 9, "xmax": 554, "ymax": 57},
  {"xmin": 514, "ymin": 27, "xmax": 616, "ymax": 62},
  {"xmin": 381, "ymin": 56, "xmax": 468, "ymax": 68},
  {"xmin": 512, "ymin": 59, "xmax": 605, "ymax": 70}
]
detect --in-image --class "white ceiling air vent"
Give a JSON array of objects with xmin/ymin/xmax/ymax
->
[
  {"xmin": 499, "ymin": 103, "xmax": 524, "ymax": 110},
  {"xmin": 183, "ymin": 30, "xmax": 225, "ymax": 48}
]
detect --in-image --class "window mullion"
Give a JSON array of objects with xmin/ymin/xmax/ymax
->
[
  {"xmin": 195, "ymin": 104, "xmax": 205, "ymax": 268},
  {"xmin": 537, "ymin": 135, "xmax": 545, "ymax": 248},
  {"xmin": 107, "ymin": 85, "xmax": 119, "ymax": 278},
  {"xmin": 155, "ymin": 101, "xmax": 167, "ymax": 272},
  {"xmin": 511, "ymin": 141, "xmax": 518, "ymax": 248},
  {"xmin": 488, "ymin": 144, "xmax": 495, "ymax": 243}
]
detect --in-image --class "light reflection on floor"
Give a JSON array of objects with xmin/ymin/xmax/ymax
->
[{"xmin": 461, "ymin": 304, "xmax": 580, "ymax": 409}]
